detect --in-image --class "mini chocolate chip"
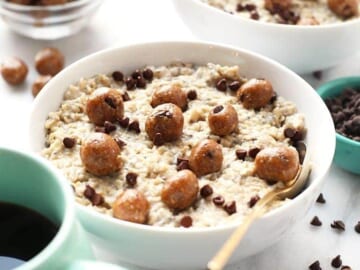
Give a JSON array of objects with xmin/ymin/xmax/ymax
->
[
  {"xmin": 84, "ymin": 185, "xmax": 95, "ymax": 199},
  {"xmin": 119, "ymin": 117, "xmax": 130, "ymax": 128},
  {"xmin": 309, "ymin": 260, "xmax": 322, "ymax": 270},
  {"xmin": 331, "ymin": 220, "xmax": 345, "ymax": 231},
  {"xmin": 341, "ymin": 266, "xmax": 352, "ymax": 270},
  {"xmin": 270, "ymin": 93, "xmax": 278, "ymax": 104},
  {"xmin": 95, "ymin": 126, "xmax": 106, "ymax": 133},
  {"xmin": 216, "ymin": 78, "xmax": 227, "ymax": 92},
  {"xmin": 154, "ymin": 132, "xmax": 165, "ymax": 146},
  {"xmin": 142, "ymin": 68, "xmax": 154, "ymax": 81},
  {"xmin": 213, "ymin": 196, "xmax": 225, "ymax": 206},
  {"xmin": 244, "ymin": 3, "xmax": 256, "ymax": 11},
  {"xmin": 83, "ymin": 185, "xmax": 104, "ymax": 206},
  {"xmin": 177, "ymin": 160, "xmax": 190, "ymax": 171},
  {"xmin": 292, "ymin": 130, "xmax": 304, "ymax": 141},
  {"xmin": 223, "ymin": 201, "xmax": 237, "ymax": 215},
  {"xmin": 310, "ymin": 216, "xmax": 322, "ymax": 226},
  {"xmin": 213, "ymin": 105, "xmax": 224, "ymax": 114},
  {"xmin": 248, "ymin": 147, "xmax": 261, "ymax": 159},
  {"xmin": 126, "ymin": 172, "xmax": 138, "ymax": 187},
  {"xmin": 125, "ymin": 77, "xmax": 136, "ymax": 90},
  {"xmin": 122, "ymin": 91, "xmax": 130, "ymax": 101},
  {"xmin": 354, "ymin": 221, "xmax": 360, "ymax": 233},
  {"xmin": 284, "ymin": 127, "xmax": 296, "ymax": 138},
  {"xmin": 136, "ymin": 75, "xmax": 147, "ymax": 89},
  {"xmin": 313, "ymin": 70, "xmax": 322, "ymax": 80},
  {"xmin": 248, "ymin": 195, "xmax": 260, "ymax": 208},
  {"xmin": 331, "ymin": 255, "xmax": 342, "ymax": 268},
  {"xmin": 235, "ymin": 149, "xmax": 247, "ymax": 160},
  {"xmin": 236, "ymin": 3, "xmax": 245, "ymax": 11},
  {"xmin": 131, "ymin": 69, "xmax": 142, "ymax": 79},
  {"xmin": 104, "ymin": 96, "xmax": 116, "ymax": 109},
  {"xmin": 294, "ymin": 141, "xmax": 306, "ymax": 164},
  {"xmin": 92, "ymin": 193, "xmax": 104, "ymax": 206},
  {"xmin": 187, "ymin": 90, "xmax": 197, "ymax": 100},
  {"xmin": 114, "ymin": 137, "xmax": 126, "ymax": 148},
  {"xmin": 316, "ymin": 193, "xmax": 326, "ymax": 204},
  {"xmin": 180, "ymin": 215, "xmax": 193, "ymax": 228},
  {"xmin": 228, "ymin": 80, "xmax": 241, "ymax": 91},
  {"xmin": 104, "ymin": 121, "xmax": 116, "ymax": 133},
  {"xmin": 112, "ymin": 71, "xmax": 124, "ymax": 82},
  {"xmin": 177, "ymin": 157, "xmax": 188, "ymax": 165},
  {"xmin": 63, "ymin": 137, "xmax": 75, "ymax": 148},
  {"xmin": 200, "ymin": 185, "xmax": 213, "ymax": 198},
  {"xmin": 250, "ymin": 11, "xmax": 260, "ymax": 20},
  {"xmin": 128, "ymin": 120, "xmax": 140, "ymax": 133}
]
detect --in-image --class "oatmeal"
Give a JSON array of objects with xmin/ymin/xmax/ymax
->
[
  {"xmin": 42, "ymin": 63, "xmax": 306, "ymax": 228},
  {"xmin": 201, "ymin": 0, "xmax": 360, "ymax": 25}
]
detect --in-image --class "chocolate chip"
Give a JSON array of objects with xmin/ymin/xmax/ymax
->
[
  {"xmin": 312, "ymin": 70, "xmax": 322, "ymax": 80},
  {"xmin": 216, "ymin": 78, "xmax": 227, "ymax": 92},
  {"xmin": 177, "ymin": 157, "xmax": 188, "ymax": 165},
  {"xmin": 223, "ymin": 201, "xmax": 237, "ymax": 215},
  {"xmin": 331, "ymin": 255, "xmax": 342, "ymax": 268},
  {"xmin": 180, "ymin": 215, "xmax": 193, "ymax": 228},
  {"xmin": 125, "ymin": 77, "xmax": 136, "ymax": 90},
  {"xmin": 316, "ymin": 193, "xmax": 326, "ymax": 204},
  {"xmin": 142, "ymin": 68, "xmax": 154, "ymax": 81},
  {"xmin": 213, "ymin": 105, "xmax": 224, "ymax": 114},
  {"xmin": 84, "ymin": 185, "xmax": 95, "ymax": 199},
  {"xmin": 284, "ymin": 127, "xmax": 296, "ymax": 138},
  {"xmin": 104, "ymin": 121, "xmax": 116, "ymax": 133},
  {"xmin": 341, "ymin": 266, "xmax": 352, "ymax": 270},
  {"xmin": 128, "ymin": 120, "xmax": 140, "ymax": 133},
  {"xmin": 200, "ymin": 184, "xmax": 213, "ymax": 198},
  {"xmin": 294, "ymin": 141, "xmax": 306, "ymax": 164},
  {"xmin": 126, "ymin": 172, "xmax": 138, "ymax": 187},
  {"xmin": 310, "ymin": 216, "xmax": 322, "ymax": 226},
  {"xmin": 131, "ymin": 69, "xmax": 142, "ymax": 79},
  {"xmin": 331, "ymin": 220, "xmax": 345, "ymax": 231},
  {"xmin": 236, "ymin": 3, "xmax": 245, "ymax": 11},
  {"xmin": 309, "ymin": 260, "xmax": 322, "ymax": 270},
  {"xmin": 354, "ymin": 221, "xmax": 360, "ymax": 233},
  {"xmin": 63, "ymin": 137, "xmax": 75, "ymax": 148},
  {"xmin": 270, "ymin": 93, "xmax": 278, "ymax": 104},
  {"xmin": 244, "ymin": 3, "xmax": 256, "ymax": 11},
  {"xmin": 235, "ymin": 149, "xmax": 247, "ymax": 160},
  {"xmin": 119, "ymin": 117, "xmax": 130, "ymax": 128},
  {"xmin": 187, "ymin": 90, "xmax": 197, "ymax": 100},
  {"xmin": 104, "ymin": 96, "xmax": 116, "ymax": 109},
  {"xmin": 154, "ymin": 132, "xmax": 165, "ymax": 146},
  {"xmin": 84, "ymin": 185, "xmax": 104, "ymax": 206},
  {"xmin": 292, "ymin": 130, "xmax": 304, "ymax": 141},
  {"xmin": 213, "ymin": 195, "xmax": 225, "ymax": 206},
  {"xmin": 136, "ymin": 75, "xmax": 147, "ymax": 89},
  {"xmin": 112, "ymin": 71, "xmax": 124, "ymax": 82},
  {"xmin": 122, "ymin": 91, "xmax": 130, "ymax": 101},
  {"xmin": 248, "ymin": 195, "xmax": 260, "ymax": 208},
  {"xmin": 92, "ymin": 193, "xmax": 104, "ymax": 206},
  {"xmin": 177, "ymin": 160, "xmax": 190, "ymax": 171},
  {"xmin": 250, "ymin": 11, "xmax": 260, "ymax": 20},
  {"xmin": 228, "ymin": 80, "xmax": 241, "ymax": 91},
  {"xmin": 114, "ymin": 137, "xmax": 126, "ymax": 148},
  {"xmin": 248, "ymin": 147, "xmax": 261, "ymax": 159}
]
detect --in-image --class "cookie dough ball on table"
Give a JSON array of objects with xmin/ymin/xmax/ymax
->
[
  {"xmin": 208, "ymin": 104, "xmax": 238, "ymax": 136},
  {"xmin": 151, "ymin": 83, "xmax": 188, "ymax": 111},
  {"xmin": 35, "ymin": 47, "xmax": 64, "ymax": 76},
  {"xmin": 1, "ymin": 57, "xmax": 28, "ymax": 85},
  {"xmin": 237, "ymin": 78, "xmax": 274, "ymax": 110},
  {"xmin": 328, "ymin": 0, "xmax": 358, "ymax": 18},
  {"xmin": 32, "ymin": 75, "xmax": 52, "ymax": 97}
]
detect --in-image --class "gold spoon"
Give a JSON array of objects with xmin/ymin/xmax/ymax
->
[{"xmin": 207, "ymin": 148, "xmax": 311, "ymax": 270}]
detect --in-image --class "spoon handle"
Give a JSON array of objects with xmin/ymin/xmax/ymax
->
[{"xmin": 207, "ymin": 190, "xmax": 278, "ymax": 270}]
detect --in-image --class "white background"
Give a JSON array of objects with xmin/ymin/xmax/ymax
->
[{"xmin": 0, "ymin": 0, "xmax": 359, "ymax": 269}]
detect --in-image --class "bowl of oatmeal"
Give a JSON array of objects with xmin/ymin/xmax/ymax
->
[
  {"xmin": 29, "ymin": 41, "xmax": 335, "ymax": 269},
  {"xmin": 172, "ymin": 0, "xmax": 360, "ymax": 74}
]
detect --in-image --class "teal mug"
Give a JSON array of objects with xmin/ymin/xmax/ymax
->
[{"xmin": 0, "ymin": 147, "xmax": 125, "ymax": 270}]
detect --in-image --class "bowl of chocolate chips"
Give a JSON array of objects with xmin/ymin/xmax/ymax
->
[{"xmin": 318, "ymin": 77, "xmax": 360, "ymax": 174}]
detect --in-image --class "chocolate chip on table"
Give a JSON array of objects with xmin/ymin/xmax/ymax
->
[
  {"xmin": 310, "ymin": 216, "xmax": 322, "ymax": 226},
  {"xmin": 187, "ymin": 90, "xmax": 197, "ymax": 100},
  {"xmin": 142, "ymin": 68, "xmax": 154, "ymax": 81},
  {"xmin": 112, "ymin": 71, "xmax": 124, "ymax": 82},
  {"xmin": 316, "ymin": 193, "xmax": 326, "ymax": 204},
  {"xmin": 228, "ymin": 80, "xmax": 241, "ymax": 91},
  {"xmin": 354, "ymin": 221, "xmax": 360, "ymax": 233},
  {"xmin": 331, "ymin": 220, "xmax": 345, "ymax": 231},
  {"xmin": 216, "ymin": 78, "xmax": 227, "ymax": 92},
  {"xmin": 309, "ymin": 260, "xmax": 322, "ymax": 270},
  {"xmin": 235, "ymin": 149, "xmax": 247, "ymax": 160},
  {"xmin": 118, "ymin": 117, "xmax": 130, "ymax": 128},
  {"xmin": 248, "ymin": 147, "xmax": 261, "ymax": 159},
  {"xmin": 341, "ymin": 266, "xmax": 352, "ymax": 270},
  {"xmin": 200, "ymin": 184, "xmax": 213, "ymax": 198},
  {"xmin": 180, "ymin": 215, "xmax": 193, "ymax": 228},
  {"xmin": 125, "ymin": 77, "xmax": 136, "ymax": 90},
  {"xmin": 248, "ymin": 195, "xmax": 260, "ymax": 208},
  {"xmin": 128, "ymin": 120, "xmax": 141, "ymax": 133},
  {"xmin": 223, "ymin": 201, "xmax": 237, "ymax": 215},
  {"xmin": 63, "ymin": 137, "xmax": 75, "ymax": 148},
  {"xmin": 121, "ymin": 92, "xmax": 130, "ymax": 102},
  {"xmin": 126, "ymin": 172, "xmax": 138, "ymax": 187},
  {"xmin": 104, "ymin": 121, "xmax": 116, "ymax": 133},
  {"xmin": 212, "ymin": 195, "xmax": 225, "ymax": 206},
  {"xmin": 331, "ymin": 255, "xmax": 342, "ymax": 268},
  {"xmin": 312, "ymin": 70, "xmax": 322, "ymax": 80}
]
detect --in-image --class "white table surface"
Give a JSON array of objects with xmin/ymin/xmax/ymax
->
[{"xmin": 1, "ymin": 0, "xmax": 359, "ymax": 269}]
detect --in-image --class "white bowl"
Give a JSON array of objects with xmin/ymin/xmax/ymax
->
[
  {"xmin": 172, "ymin": 0, "xmax": 360, "ymax": 74},
  {"xmin": 29, "ymin": 41, "xmax": 335, "ymax": 269}
]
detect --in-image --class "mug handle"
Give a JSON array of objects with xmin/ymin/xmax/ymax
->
[{"xmin": 67, "ymin": 260, "xmax": 127, "ymax": 270}]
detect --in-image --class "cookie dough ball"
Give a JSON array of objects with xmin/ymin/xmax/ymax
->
[
  {"xmin": 328, "ymin": 0, "xmax": 358, "ymax": 18},
  {"xmin": 161, "ymin": 170, "xmax": 199, "ymax": 211},
  {"xmin": 208, "ymin": 104, "xmax": 238, "ymax": 136},
  {"xmin": 151, "ymin": 84, "xmax": 188, "ymax": 111},
  {"xmin": 32, "ymin": 75, "xmax": 52, "ymax": 97},
  {"xmin": 35, "ymin": 47, "xmax": 64, "ymax": 76},
  {"xmin": 1, "ymin": 57, "xmax": 28, "ymax": 85},
  {"xmin": 40, "ymin": 0, "xmax": 68, "ymax": 5},
  {"xmin": 189, "ymin": 139, "xmax": 223, "ymax": 176},
  {"xmin": 237, "ymin": 78, "xmax": 274, "ymax": 110},
  {"xmin": 80, "ymin": 133, "xmax": 122, "ymax": 176},
  {"xmin": 86, "ymin": 87, "xmax": 124, "ymax": 126},
  {"xmin": 254, "ymin": 146, "xmax": 300, "ymax": 183},
  {"xmin": 113, "ymin": 189, "xmax": 150, "ymax": 224},
  {"xmin": 264, "ymin": 0, "xmax": 292, "ymax": 12},
  {"xmin": 145, "ymin": 103, "xmax": 184, "ymax": 145}
]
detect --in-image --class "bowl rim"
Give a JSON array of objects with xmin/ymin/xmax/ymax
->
[
  {"xmin": 317, "ymin": 76, "xmax": 360, "ymax": 147},
  {"xmin": 0, "ymin": 0, "xmax": 95, "ymax": 11},
  {"xmin": 175, "ymin": 0, "xmax": 360, "ymax": 30},
  {"xmin": 31, "ymin": 40, "xmax": 335, "ymax": 233}
]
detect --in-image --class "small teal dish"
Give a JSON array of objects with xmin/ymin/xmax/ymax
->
[{"xmin": 317, "ymin": 77, "xmax": 360, "ymax": 175}]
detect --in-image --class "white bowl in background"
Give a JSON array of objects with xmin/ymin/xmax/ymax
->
[{"xmin": 29, "ymin": 41, "xmax": 335, "ymax": 269}]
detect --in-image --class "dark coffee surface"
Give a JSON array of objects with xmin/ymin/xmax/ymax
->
[{"xmin": 0, "ymin": 201, "xmax": 59, "ymax": 269}]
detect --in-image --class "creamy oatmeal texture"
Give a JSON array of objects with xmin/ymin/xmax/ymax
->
[
  {"xmin": 42, "ymin": 63, "xmax": 305, "ymax": 228},
  {"xmin": 202, "ymin": 0, "xmax": 360, "ymax": 24}
]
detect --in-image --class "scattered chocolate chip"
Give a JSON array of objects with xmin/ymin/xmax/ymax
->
[
  {"xmin": 128, "ymin": 120, "xmax": 140, "ymax": 133},
  {"xmin": 312, "ymin": 70, "xmax": 322, "ymax": 80},
  {"xmin": 84, "ymin": 185, "xmax": 95, "ymax": 199},
  {"xmin": 177, "ymin": 160, "xmax": 190, "ymax": 171},
  {"xmin": 309, "ymin": 260, "xmax": 322, "ymax": 270},
  {"xmin": 244, "ymin": 3, "xmax": 256, "ymax": 11},
  {"xmin": 310, "ymin": 216, "xmax": 322, "ymax": 226},
  {"xmin": 248, "ymin": 195, "xmax": 260, "ymax": 208},
  {"xmin": 119, "ymin": 117, "xmax": 130, "ymax": 128},
  {"xmin": 228, "ymin": 80, "xmax": 241, "ymax": 91},
  {"xmin": 122, "ymin": 91, "xmax": 130, "ymax": 101},
  {"xmin": 63, "ymin": 137, "xmax": 75, "ymax": 148},
  {"xmin": 248, "ymin": 147, "xmax": 261, "ymax": 159},
  {"xmin": 213, "ymin": 105, "xmax": 224, "ymax": 114},
  {"xmin": 354, "ymin": 221, "xmax": 360, "ymax": 233},
  {"xmin": 114, "ymin": 137, "xmax": 126, "ymax": 148},
  {"xmin": 216, "ymin": 78, "xmax": 227, "ymax": 92},
  {"xmin": 126, "ymin": 172, "xmax": 138, "ymax": 187},
  {"xmin": 200, "ymin": 184, "xmax": 213, "ymax": 198},
  {"xmin": 104, "ymin": 96, "xmax": 116, "ymax": 109},
  {"xmin": 213, "ymin": 195, "xmax": 225, "ymax": 206},
  {"xmin": 92, "ymin": 193, "xmax": 104, "ymax": 206},
  {"xmin": 104, "ymin": 121, "xmax": 116, "ymax": 133},
  {"xmin": 125, "ymin": 77, "xmax": 136, "ymax": 90},
  {"xmin": 331, "ymin": 255, "xmax": 342, "ymax": 268},
  {"xmin": 341, "ymin": 266, "xmax": 352, "ymax": 270},
  {"xmin": 154, "ymin": 132, "xmax": 165, "ymax": 146},
  {"xmin": 292, "ymin": 130, "xmax": 304, "ymax": 141},
  {"xmin": 135, "ymin": 75, "xmax": 147, "ymax": 89},
  {"xmin": 112, "ymin": 71, "xmax": 124, "ymax": 82},
  {"xmin": 223, "ymin": 201, "xmax": 237, "ymax": 215},
  {"xmin": 316, "ymin": 193, "xmax": 326, "ymax": 204},
  {"xmin": 250, "ymin": 11, "xmax": 260, "ymax": 20},
  {"xmin": 131, "ymin": 69, "xmax": 142, "ymax": 79},
  {"xmin": 284, "ymin": 127, "xmax": 296, "ymax": 138},
  {"xmin": 180, "ymin": 215, "xmax": 193, "ymax": 228},
  {"xmin": 83, "ymin": 185, "xmax": 104, "ymax": 206},
  {"xmin": 235, "ymin": 149, "xmax": 247, "ymax": 160},
  {"xmin": 331, "ymin": 220, "xmax": 345, "ymax": 231},
  {"xmin": 142, "ymin": 68, "xmax": 154, "ymax": 81},
  {"xmin": 236, "ymin": 3, "xmax": 245, "ymax": 11},
  {"xmin": 95, "ymin": 126, "xmax": 106, "ymax": 133},
  {"xmin": 187, "ymin": 90, "xmax": 197, "ymax": 100}
]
